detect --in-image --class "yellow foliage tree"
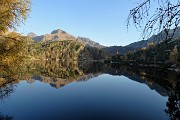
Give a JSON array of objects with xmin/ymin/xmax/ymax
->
[
  {"xmin": 0, "ymin": 0, "xmax": 31, "ymax": 33},
  {"xmin": 169, "ymin": 46, "xmax": 178, "ymax": 63},
  {"xmin": 0, "ymin": 32, "xmax": 30, "ymax": 64}
]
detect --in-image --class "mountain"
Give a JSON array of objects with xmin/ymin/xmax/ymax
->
[
  {"xmin": 104, "ymin": 27, "xmax": 180, "ymax": 55},
  {"xmin": 126, "ymin": 38, "xmax": 180, "ymax": 63},
  {"xmin": 28, "ymin": 29, "xmax": 105, "ymax": 49},
  {"xmin": 102, "ymin": 46, "xmax": 134, "ymax": 55},
  {"xmin": 125, "ymin": 40, "xmax": 147, "ymax": 50},
  {"xmin": 27, "ymin": 32, "xmax": 37, "ymax": 38},
  {"xmin": 127, "ymin": 27, "xmax": 180, "ymax": 49},
  {"xmin": 28, "ymin": 29, "xmax": 76, "ymax": 42},
  {"xmin": 26, "ymin": 29, "xmax": 110, "ymax": 61},
  {"xmin": 77, "ymin": 36, "xmax": 105, "ymax": 49},
  {"xmin": 147, "ymin": 27, "xmax": 180, "ymax": 43},
  {"xmin": 28, "ymin": 27, "xmax": 180, "ymax": 55}
]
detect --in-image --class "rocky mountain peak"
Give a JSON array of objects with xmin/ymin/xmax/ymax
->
[
  {"xmin": 51, "ymin": 29, "xmax": 66, "ymax": 34},
  {"xmin": 27, "ymin": 29, "xmax": 106, "ymax": 49},
  {"xmin": 77, "ymin": 36, "xmax": 106, "ymax": 49},
  {"xmin": 27, "ymin": 32, "xmax": 37, "ymax": 38}
]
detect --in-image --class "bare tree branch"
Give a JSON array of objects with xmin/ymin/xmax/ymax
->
[{"xmin": 127, "ymin": 0, "xmax": 180, "ymax": 40}]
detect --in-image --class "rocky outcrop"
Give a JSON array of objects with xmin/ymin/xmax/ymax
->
[
  {"xmin": 29, "ymin": 29, "xmax": 76, "ymax": 42},
  {"xmin": 28, "ymin": 29, "xmax": 106, "ymax": 49},
  {"xmin": 77, "ymin": 36, "xmax": 105, "ymax": 49}
]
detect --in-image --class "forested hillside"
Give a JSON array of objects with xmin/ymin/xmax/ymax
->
[
  {"xmin": 28, "ymin": 40, "xmax": 84, "ymax": 61},
  {"xmin": 126, "ymin": 38, "xmax": 180, "ymax": 63},
  {"xmin": 0, "ymin": 32, "xmax": 33, "ymax": 64},
  {"xmin": 0, "ymin": 31, "xmax": 109, "ymax": 65}
]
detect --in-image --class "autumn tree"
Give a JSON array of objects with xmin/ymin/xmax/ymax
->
[
  {"xmin": 0, "ymin": 0, "xmax": 31, "ymax": 63},
  {"xmin": 169, "ymin": 45, "xmax": 178, "ymax": 62},
  {"xmin": 0, "ymin": 32, "xmax": 31, "ymax": 63},
  {"xmin": 127, "ymin": 0, "xmax": 180, "ymax": 40},
  {"xmin": 0, "ymin": 0, "xmax": 31, "ymax": 33}
]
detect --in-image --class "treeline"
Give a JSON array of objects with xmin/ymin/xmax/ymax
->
[
  {"xmin": 27, "ymin": 39, "xmax": 109, "ymax": 61},
  {"xmin": 28, "ymin": 40, "xmax": 84, "ymax": 61},
  {"xmin": 111, "ymin": 38, "xmax": 180, "ymax": 66},
  {"xmin": 0, "ymin": 32, "xmax": 32, "ymax": 64},
  {"xmin": 126, "ymin": 38, "xmax": 180, "ymax": 63},
  {"xmin": 79, "ymin": 46, "xmax": 109, "ymax": 61}
]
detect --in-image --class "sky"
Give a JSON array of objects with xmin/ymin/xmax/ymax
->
[{"xmin": 18, "ymin": 0, "xmax": 144, "ymax": 46}]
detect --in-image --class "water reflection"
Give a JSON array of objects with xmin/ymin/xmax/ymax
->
[
  {"xmin": 165, "ymin": 93, "xmax": 180, "ymax": 120},
  {"xmin": 0, "ymin": 61, "xmax": 179, "ymax": 119},
  {"xmin": 0, "ymin": 79, "xmax": 15, "ymax": 120},
  {"xmin": 0, "ymin": 112, "xmax": 13, "ymax": 120}
]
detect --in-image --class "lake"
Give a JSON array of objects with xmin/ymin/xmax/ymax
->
[{"xmin": 0, "ymin": 61, "xmax": 179, "ymax": 120}]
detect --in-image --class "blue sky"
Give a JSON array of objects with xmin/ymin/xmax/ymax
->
[{"xmin": 18, "ymin": 0, "xmax": 143, "ymax": 46}]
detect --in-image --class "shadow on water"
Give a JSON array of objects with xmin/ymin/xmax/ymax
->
[
  {"xmin": 0, "ymin": 61, "xmax": 179, "ymax": 119},
  {"xmin": 164, "ymin": 93, "xmax": 180, "ymax": 120},
  {"xmin": 110, "ymin": 63, "xmax": 180, "ymax": 120},
  {"xmin": 0, "ymin": 81, "xmax": 15, "ymax": 120},
  {"xmin": 0, "ymin": 113, "xmax": 13, "ymax": 120}
]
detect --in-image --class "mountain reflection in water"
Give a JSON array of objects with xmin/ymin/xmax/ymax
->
[{"xmin": 0, "ymin": 61, "xmax": 179, "ymax": 120}]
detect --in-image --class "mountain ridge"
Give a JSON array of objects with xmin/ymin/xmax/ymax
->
[
  {"xmin": 28, "ymin": 27, "xmax": 180, "ymax": 55},
  {"xmin": 28, "ymin": 29, "xmax": 105, "ymax": 49},
  {"xmin": 104, "ymin": 27, "xmax": 180, "ymax": 54}
]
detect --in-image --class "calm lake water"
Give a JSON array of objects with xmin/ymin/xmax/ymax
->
[{"xmin": 0, "ymin": 62, "xmax": 179, "ymax": 120}]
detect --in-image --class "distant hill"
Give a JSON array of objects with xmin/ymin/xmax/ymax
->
[
  {"xmin": 104, "ymin": 27, "xmax": 180, "ymax": 55},
  {"xmin": 147, "ymin": 27, "xmax": 180, "ymax": 42},
  {"xmin": 27, "ymin": 32, "xmax": 37, "ymax": 38},
  {"xmin": 125, "ymin": 40, "xmax": 147, "ymax": 50},
  {"xmin": 28, "ymin": 27, "xmax": 180, "ymax": 55},
  {"xmin": 126, "ymin": 38, "xmax": 180, "ymax": 63},
  {"xmin": 102, "ymin": 46, "xmax": 134, "ymax": 55},
  {"xmin": 28, "ymin": 29, "xmax": 105, "ymax": 49},
  {"xmin": 127, "ymin": 27, "xmax": 180, "ymax": 49},
  {"xmin": 77, "ymin": 36, "xmax": 105, "ymax": 49},
  {"xmin": 28, "ymin": 29, "xmax": 76, "ymax": 42}
]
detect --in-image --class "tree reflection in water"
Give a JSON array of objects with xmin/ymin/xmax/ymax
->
[
  {"xmin": 164, "ymin": 93, "xmax": 180, "ymax": 120},
  {"xmin": 0, "ymin": 84, "xmax": 15, "ymax": 120},
  {"xmin": 0, "ymin": 85, "xmax": 16, "ymax": 100},
  {"xmin": 0, "ymin": 61, "xmax": 179, "ymax": 120},
  {"xmin": 110, "ymin": 63, "xmax": 180, "ymax": 120},
  {"xmin": 0, "ymin": 112, "xmax": 13, "ymax": 120}
]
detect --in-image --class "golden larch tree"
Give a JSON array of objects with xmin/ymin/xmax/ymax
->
[{"xmin": 0, "ymin": 0, "xmax": 31, "ymax": 33}]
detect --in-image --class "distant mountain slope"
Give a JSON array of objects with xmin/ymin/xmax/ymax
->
[
  {"xmin": 126, "ymin": 26, "xmax": 180, "ymax": 50},
  {"xmin": 77, "ymin": 36, "xmax": 105, "ymax": 49},
  {"xmin": 102, "ymin": 46, "xmax": 135, "ymax": 55},
  {"xmin": 125, "ymin": 40, "xmax": 147, "ymax": 50},
  {"xmin": 28, "ymin": 29, "xmax": 76, "ymax": 42},
  {"xmin": 126, "ymin": 38, "xmax": 180, "ymax": 63},
  {"xmin": 28, "ymin": 27, "xmax": 180, "ymax": 55},
  {"xmin": 28, "ymin": 29, "xmax": 105, "ymax": 49},
  {"xmin": 27, "ymin": 32, "xmax": 37, "ymax": 38},
  {"xmin": 104, "ymin": 27, "xmax": 180, "ymax": 55},
  {"xmin": 147, "ymin": 27, "xmax": 180, "ymax": 43}
]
